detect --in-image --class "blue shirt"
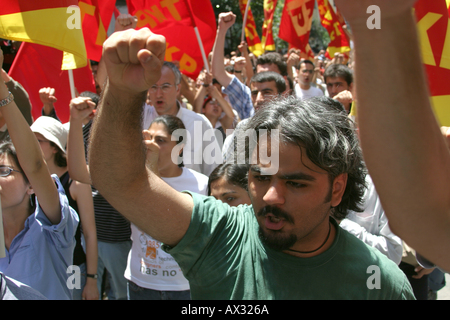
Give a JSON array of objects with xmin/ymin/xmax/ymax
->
[
  {"xmin": 0, "ymin": 175, "xmax": 79, "ymax": 300},
  {"xmin": 223, "ymin": 75, "xmax": 254, "ymax": 120}
]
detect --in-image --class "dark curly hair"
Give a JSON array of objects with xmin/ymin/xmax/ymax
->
[{"xmin": 242, "ymin": 95, "xmax": 367, "ymax": 220}]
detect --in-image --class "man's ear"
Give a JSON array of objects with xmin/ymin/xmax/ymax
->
[{"xmin": 330, "ymin": 173, "xmax": 348, "ymax": 208}]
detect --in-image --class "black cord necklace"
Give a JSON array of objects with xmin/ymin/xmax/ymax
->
[{"xmin": 287, "ymin": 221, "xmax": 332, "ymax": 255}]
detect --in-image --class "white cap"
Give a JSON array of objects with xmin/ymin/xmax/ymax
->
[{"xmin": 30, "ymin": 116, "xmax": 67, "ymax": 153}]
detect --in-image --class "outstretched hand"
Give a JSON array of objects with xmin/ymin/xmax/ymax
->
[{"xmin": 102, "ymin": 28, "xmax": 166, "ymax": 95}]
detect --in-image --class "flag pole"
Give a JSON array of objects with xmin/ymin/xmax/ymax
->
[
  {"xmin": 193, "ymin": 27, "xmax": 210, "ymax": 73},
  {"xmin": 68, "ymin": 69, "xmax": 76, "ymax": 99},
  {"xmin": 241, "ymin": 0, "xmax": 252, "ymax": 43},
  {"xmin": 0, "ymin": 196, "xmax": 5, "ymax": 258},
  {"xmin": 183, "ymin": 0, "xmax": 210, "ymax": 73}
]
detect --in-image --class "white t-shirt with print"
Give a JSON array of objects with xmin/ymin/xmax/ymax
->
[{"xmin": 124, "ymin": 167, "xmax": 208, "ymax": 291}]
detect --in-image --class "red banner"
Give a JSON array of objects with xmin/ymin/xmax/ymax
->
[
  {"xmin": 262, "ymin": 0, "xmax": 278, "ymax": 52},
  {"xmin": 239, "ymin": 0, "xmax": 263, "ymax": 56},
  {"xmin": 278, "ymin": 0, "xmax": 315, "ymax": 59},
  {"xmin": 79, "ymin": 0, "xmax": 116, "ymax": 62},
  {"xmin": 317, "ymin": 0, "xmax": 350, "ymax": 59},
  {"xmin": 8, "ymin": 43, "xmax": 96, "ymax": 123},
  {"xmin": 414, "ymin": 0, "xmax": 450, "ymax": 125},
  {"xmin": 127, "ymin": 0, "xmax": 216, "ymax": 79}
]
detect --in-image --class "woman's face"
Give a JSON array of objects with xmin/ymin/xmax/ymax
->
[
  {"xmin": 203, "ymin": 99, "xmax": 223, "ymax": 120},
  {"xmin": 34, "ymin": 132, "xmax": 57, "ymax": 162},
  {"xmin": 210, "ymin": 177, "xmax": 251, "ymax": 207},
  {"xmin": 0, "ymin": 154, "xmax": 32, "ymax": 212},
  {"xmin": 147, "ymin": 122, "xmax": 183, "ymax": 176}
]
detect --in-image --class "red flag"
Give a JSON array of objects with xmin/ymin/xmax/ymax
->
[
  {"xmin": 8, "ymin": 43, "xmax": 96, "ymax": 123},
  {"xmin": 278, "ymin": 0, "xmax": 315, "ymax": 59},
  {"xmin": 317, "ymin": 0, "xmax": 350, "ymax": 59},
  {"xmin": 127, "ymin": 0, "xmax": 216, "ymax": 79},
  {"xmin": 414, "ymin": 0, "xmax": 450, "ymax": 125},
  {"xmin": 79, "ymin": 0, "xmax": 116, "ymax": 62},
  {"xmin": 262, "ymin": 0, "xmax": 278, "ymax": 52},
  {"xmin": 239, "ymin": 0, "xmax": 263, "ymax": 56}
]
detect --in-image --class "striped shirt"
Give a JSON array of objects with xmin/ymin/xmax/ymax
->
[
  {"xmin": 223, "ymin": 75, "xmax": 254, "ymax": 121},
  {"xmin": 84, "ymin": 121, "xmax": 131, "ymax": 243}
]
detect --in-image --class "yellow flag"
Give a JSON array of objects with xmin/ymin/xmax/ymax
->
[{"xmin": 0, "ymin": 1, "xmax": 87, "ymax": 70}]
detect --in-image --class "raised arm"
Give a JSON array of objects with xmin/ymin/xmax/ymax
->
[
  {"xmin": 237, "ymin": 41, "xmax": 254, "ymax": 86},
  {"xmin": 0, "ymin": 50, "xmax": 60, "ymax": 224},
  {"xmin": 39, "ymin": 87, "xmax": 58, "ymax": 117},
  {"xmin": 211, "ymin": 12, "xmax": 237, "ymax": 88},
  {"xmin": 88, "ymin": 28, "xmax": 193, "ymax": 247},
  {"xmin": 206, "ymin": 85, "xmax": 236, "ymax": 130},
  {"xmin": 69, "ymin": 179, "xmax": 98, "ymax": 300},
  {"xmin": 193, "ymin": 72, "xmax": 213, "ymax": 113},
  {"xmin": 336, "ymin": 0, "xmax": 450, "ymax": 269},
  {"xmin": 67, "ymin": 97, "xmax": 94, "ymax": 184}
]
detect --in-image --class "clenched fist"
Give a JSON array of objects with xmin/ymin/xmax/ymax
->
[{"xmin": 102, "ymin": 28, "xmax": 166, "ymax": 95}]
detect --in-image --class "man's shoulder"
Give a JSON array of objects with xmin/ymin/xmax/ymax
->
[
  {"xmin": 183, "ymin": 168, "xmax": 209, "ymax": 186},
  {"xmin": 179, "ymin": 107, "xmax": 211, "ymax": 125},
  {"xmin": 309, "ymin": 85, "xmax": 324, "ymax": 95}
]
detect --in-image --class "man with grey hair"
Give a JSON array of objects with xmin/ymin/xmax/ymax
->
[
  {"xmin": 88, "ymin": 27, "xmax": 414, "ymax": 299},
  {"xmin": 143, "ymin": 61, "xmax": 220, "ymax": 176}
]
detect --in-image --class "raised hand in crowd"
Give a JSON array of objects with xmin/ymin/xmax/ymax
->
[
  {"xmin": 114, "ymin": 13, "xmax": 138, "ymax": 32},
  {"xmin": 336, "ymin": 0, "xmax": 450, "ymax": 271},
  {"xmin": 67, "ymin": 97, "xmax": 96, "ymax": 185},
  {"xmin": 39, "ymin": 87, "xmax": 57, "ymax": 115},
  {"xmin": 237, "ymin": 41, "xmax": 254, "ymax": 85}
]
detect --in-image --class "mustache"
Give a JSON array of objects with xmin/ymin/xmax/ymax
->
[{"xmin": 256, "ymin": 206, "xmax": 295, "ymax": 224}]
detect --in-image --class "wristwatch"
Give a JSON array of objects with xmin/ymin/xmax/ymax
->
[
  {"xmin": 0, "ymin": 92, "xmax": 14, "ymax": 107},
  {"xmin": 86, "ymin": 273, "xmax": 98, "ymax": 279}
]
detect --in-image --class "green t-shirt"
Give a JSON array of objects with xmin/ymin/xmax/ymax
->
[{"xmin": 164, "ymin": 192, "xmax": 415, "ymax": 300}]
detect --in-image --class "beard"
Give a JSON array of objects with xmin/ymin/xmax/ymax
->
[
  {"xmin": 256, "ymin": 205, "xmax": 297, "ymax": 251},
  {"xmin": 258, "ymin": 228, "xmax": 297, "ymax": 251}
]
